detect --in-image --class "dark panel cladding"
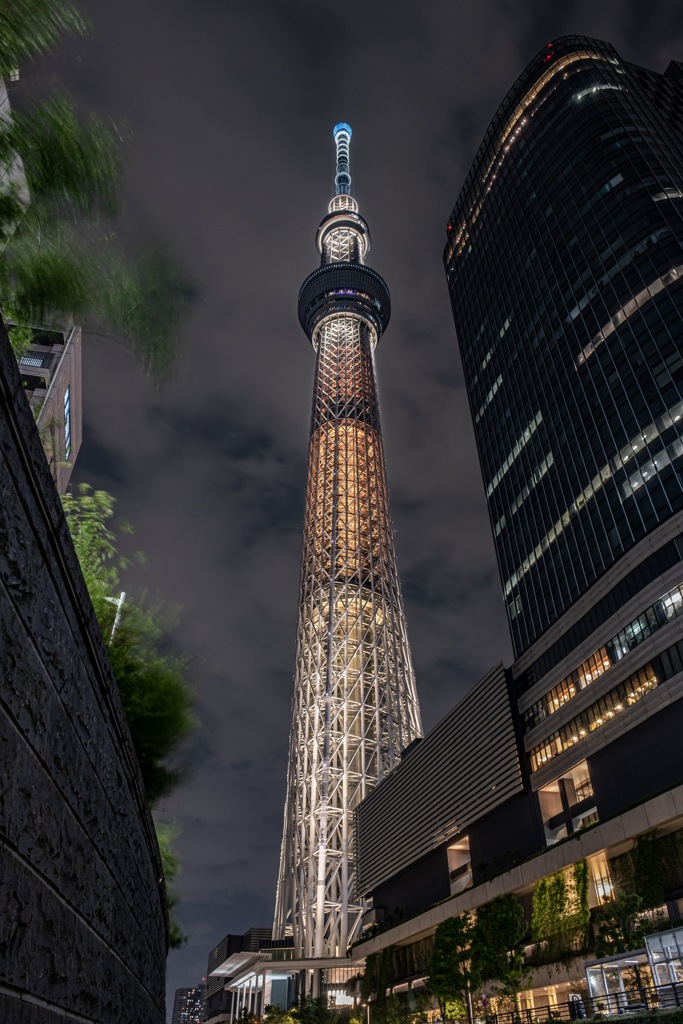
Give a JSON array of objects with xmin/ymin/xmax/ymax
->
[
  {"xmin": 0, "ymin": 321, "xmax": 166, "ymax": 1023},
  {"xmin": 468, "ymin": 791, "xmax": 543, "ymax": 883},
  {"xmin": 369, "ymin": 794, "xmax": 543, "ymax": 921},
  {"xmin": 587, "ymin": 700, "xmax": 683, "ymax": 819},
  {"xmin": 445, "ymin": 35, "xmax": 683, "ymax": 659},
  {"xmin": 372, "ymin": 847, "xmax": 451, "ymax": 921},
  {"xmin": 355, "ymin": 664, "xmax": 522, "ymax": 896}
]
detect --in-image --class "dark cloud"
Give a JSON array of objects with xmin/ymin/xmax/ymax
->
[
  {"xmin": 34, "ymin": 1, "xmax": 683, "ymax": 1016},
  {"xmin": 403, "ymin": 562, "xmax": 499, "ymax": 611},
  {"xmin": 76, "ymin": 428, "xmax": 128, "ymax": 486}
]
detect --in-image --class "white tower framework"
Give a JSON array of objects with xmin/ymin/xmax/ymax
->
[{"xmin": 274, "ymin": 124, "xmax": 423, "ymax": 962}]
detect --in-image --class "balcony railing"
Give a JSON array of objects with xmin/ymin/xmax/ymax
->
[{"xmin": 479, "ymin": 983, "xmax": 683, "ymax": 1024}]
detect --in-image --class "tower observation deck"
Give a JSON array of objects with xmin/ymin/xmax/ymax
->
[{"xmin": 274, "ymin": 125, "xmax": 423, "ymax": 963}]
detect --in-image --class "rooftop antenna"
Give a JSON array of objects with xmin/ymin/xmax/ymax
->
[{"xmin": 333, "ymin": 122, "xmax": 352, "ymax": 195}]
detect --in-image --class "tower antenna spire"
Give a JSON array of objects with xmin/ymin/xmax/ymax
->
[
  {"xmin": 333, "ymin": 122, "xmax": 352, "ymax": 195},
  {"xmin": 274, "ymin": 125, "xmax": 422, "ymax": 978}
]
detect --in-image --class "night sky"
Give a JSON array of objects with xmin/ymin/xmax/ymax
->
[{"xmin": 34, "ymin": 1, "xmax": 683, "ymax": 1018}]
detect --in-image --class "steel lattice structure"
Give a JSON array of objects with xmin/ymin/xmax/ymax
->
[{"xmin": 274, "ymin": 125, "xmax": 423, "ymax": 962}]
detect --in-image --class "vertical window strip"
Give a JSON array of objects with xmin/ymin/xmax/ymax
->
[
  {"xmin": 504, "ymin": 399, "xmax": 683, "ymax": 597},
  {"xmin": 486, "ymin": 412, "xmax": 543, "ymax": 497},
  {"xmin": 64, "ymin": 386, "xmax": 71, "ymax": 461},
  {"xmin": 494, "ymin": 452, "xmax": 554, "ymax": 537}
]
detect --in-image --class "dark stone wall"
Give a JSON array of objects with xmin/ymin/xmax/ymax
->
[{"xmin": 0, "ymin": 323, "xmax": 167, "ymax": 1023}]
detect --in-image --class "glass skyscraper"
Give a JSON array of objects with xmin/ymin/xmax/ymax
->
[
  {"xmin": 446, "ymin": 37, "xmax": 683, "ymax": 826},
  {"xmin": 321, "ymin": 41, "xmax": 683, "ymax": 1010},
  {"xmin": 446, "ymin": 36, "xmax": 683, "ymax": 663},
  {"xmin": 171, "ymin": 985, "xmax": 205, "ymax": 1024}
]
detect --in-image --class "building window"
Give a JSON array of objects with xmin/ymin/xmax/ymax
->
[
  {"xmin": 653, "ymin": 187, "xmax": 683, "ymax": 202},
  {"xmin": 588, "ymin": 853, "xmax": 614, "ymax": 904},
  {"xmin": 499, "ymin": 315, "xmax": 513, "ymax": 338},
  {"xmin": 529, "ymin": 662, "xmax": 662, "ymax": 773},
  {"xmin": 504, "ymin": 398, "xmax": 683, "ymax": 598},
  {"xmin": 578, "ymin": 262, "xmax": 683, "ymax": 365},
  {"xmin": 494, "ymin": 452, "xmax": 554, "ymax": 537},
  {"xmin": 486, "ymin": 411, "xmax": 543, "ymax": 497},
  {"xmin": 64, "ymin": 386, "xmax": 71, "ymax": 461},
  {"xmin": 538, "ymin": 761, "xmax": 597, "ymax": 845},
  {"xmin": 523, "ymin": 579, "xmax": 683, "ymax": 732},
  {"xmin": 575, "ymin": 82, "xmax": 624, "ymax": 102},
  {"xmin": 19, "ymin": 353, "xmax": 49, "ymax": 368},
  {"xmin": 447, "ymin": 836, "xmax": 472, "ymax": 895}
]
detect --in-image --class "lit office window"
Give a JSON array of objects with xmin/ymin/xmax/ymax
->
[
  {"xmin": 529, "ymin": 663, "xmax": 662, "ymax": 772},
  {"xmin": 523, "ymin": 580, "xmax": 683, "ymax": 731}
]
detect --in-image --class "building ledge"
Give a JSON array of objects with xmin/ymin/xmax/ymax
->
[
  {"xmin": 353, "ymin": 782, "xmax": 683, "ymax": 957},
  {"xmin": 221, "ymin": 955, "xmax": 363, "ymax": 989}
]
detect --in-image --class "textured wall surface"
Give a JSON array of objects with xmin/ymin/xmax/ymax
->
[{"xmin": 0, "ymin": 323, "xmax": 168, "ymax": 1023}]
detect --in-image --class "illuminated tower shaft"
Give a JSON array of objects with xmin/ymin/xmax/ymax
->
[{"xmin": 274, "ymin": 125, "xmax": 422, "ymax": 960}]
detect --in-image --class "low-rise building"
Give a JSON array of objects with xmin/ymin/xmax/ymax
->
[
  {"xmin": 17, "ymin": 324, "xmax": 82, "ymax": 492},
  {"xmin": 205, "ymin": 929, "xmax": 276, "ymax": 1023}
]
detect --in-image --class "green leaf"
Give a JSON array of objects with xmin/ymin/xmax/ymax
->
[
  {"xmin": 0, "ymin": 0, "xmax": 86, "ymax": 75},
  {"xmin": 3, "ymin": 93, "xmax": 120, "ymax": 217},
  {"xmin": 62, "ymin": 484, "xmax": 197, "ymax": 804}
]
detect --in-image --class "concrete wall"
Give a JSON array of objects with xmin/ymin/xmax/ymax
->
[{"xmin": 0, "ymin": 322, "xmax": 167, "ymax": 1023}]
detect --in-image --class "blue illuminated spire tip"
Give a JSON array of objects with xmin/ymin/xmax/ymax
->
[{"xmin": 333, "ymin": 123, "xmax": 352, "ymax": 195}]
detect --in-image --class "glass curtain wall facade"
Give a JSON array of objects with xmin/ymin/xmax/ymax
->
[{"xmin": 445, "ymin": 36, "xmax": 683, "ymax": 660}]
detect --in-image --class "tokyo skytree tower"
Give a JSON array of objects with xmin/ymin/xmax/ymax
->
[{"xmin": 274, "ymin": 125, "xmax": 422, "ymax": 960}]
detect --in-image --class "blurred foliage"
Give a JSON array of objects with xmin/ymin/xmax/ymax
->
[
  {"xmin": 362, "ymin": 947, "xmax": 394, "ymax": 1020},
  {"xmin": 62, "ymin": 483, "xmax": 196, "ymax": 800},
  {"xmin": 62, "ymin": 483, "xmax": 196, "ymax": 946},
  {"xmin": 264, "ymin": 1006, "xmax": 299, "ymax": 1024},
  {"xmin": 0, "ymin": 0, "xmax": 86, "ymax": 77},
  {"xmin": 609, "ymin": 828, "xmax": 683, "ymax": 916},
  {"xmin": 262, "ymin": 997, "xmax": 370, "ymax": 1024},
  {"xmin": 0, "ymin": 0, "xmax": 189, "ymax": 379},
  {"xmin": 291, "ymin": 997, "xmax": 362, "ymax": 1024},
  {"xmin": 634, "ymin": 835, "xmax": 666, "ymax": 910},
  {"xmin": 108, "ymin": 597, "xmax": 195, "ymax": 803},
  {"xmin": 155, "ymin": 822, "xmax": 185, "ymax": 950},
  {"xmin": 238, "ymin": 1010, "xmax": 259, "ymax": 1024},
  {"xmin": 60, "ymin": 483, "xmax": 129, "ymax": 613}
]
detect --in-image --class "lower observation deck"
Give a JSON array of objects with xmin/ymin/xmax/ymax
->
[{"xmin": 298, "ymin": 262, "xmax": 391, "ymax": 342}]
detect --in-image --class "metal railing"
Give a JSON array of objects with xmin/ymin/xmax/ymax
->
[{"xmin": 479, "ymin": 983, "xmax": 683, "ymax": 1024}]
